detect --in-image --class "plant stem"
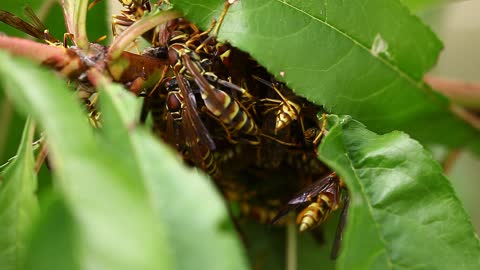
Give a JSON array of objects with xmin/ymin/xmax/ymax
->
[
  {"xmin": 0, "ymin": 98, "xmax": 13, "ymax": 161},
  {"xmin": 443, "ymin": 149, "xmax": 461, "ymax": 175},
  {"xmin": 286, "ymin": 217, "xmax": 297, "ymax": 270},
  {"xmin": 107, "ymin": 10, "xmax": 180, "ymax": 60},
  {"xmin": 425, "ymin": 75, "xmax": 480, "ymax": 110},
  {"xmin": 74, "ymin": 0, "xmax": 90, "ymax": 49},
  {"xmin": 451, "ymin": 105, "xmax": 480, "ymax": 129}
]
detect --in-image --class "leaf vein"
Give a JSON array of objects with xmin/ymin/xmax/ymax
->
[{"xmin": 275, "ymin": 0, "xmax": 422, "ymax": 94}]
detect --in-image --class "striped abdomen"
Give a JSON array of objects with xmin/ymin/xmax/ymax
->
[{"xmin": 296, "ymin": 193, "xmax": 337, "ymax": 232}]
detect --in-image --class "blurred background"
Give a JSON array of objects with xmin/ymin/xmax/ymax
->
[{"xmin": 419, "ymin": 0, "xmax": 480, "ymax": 231}]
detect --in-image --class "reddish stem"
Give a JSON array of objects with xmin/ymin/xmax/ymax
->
[
  {"xmin": 0, "ymin": 35, "xmax": 168, "ymax": 91},
  {"xmin": 0, "ymin": 36, "xmax": 69, "ymax": 63},
  {"xmin": 425, "ymin": 75, "xmax": 480, "ymax": 110},
  {"xmin": 443, "ymin": 149, "xmax": 461, "ymax": 175}
]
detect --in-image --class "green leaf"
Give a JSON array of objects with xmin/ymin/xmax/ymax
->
[
  {"xmin": 23, "ymin": 194, "xmax": 80, "ymax": 270},
  {"xmin": 0, "ymin": 118, "xmax": 39, "ymax": 270},
  {"xmin": 59, "ymin": 0, "xmax": 109, "ymax": 45},
  {"xmin": 0, "ymin": 52, "xmax": 171, "ymax": 270},
  {"xmin": 0, "ymin": 51, "xmax": 248, "ymax": 270},
  {"xmin": 318, "ymin": 115, "xmax": 480, "ymax": 269},
  {"xmin": 97, "ymin": 80, "xmax": 249, "ymax": 270},
  {"xmin": 83, "ymin": 0, "xmax": 108, "ymax": 44},
  {"xmin": 72, "ymin": 0, "xmax": 89, "ymax": 48},
  {"xmin": 172, "ymin": 0, "xmax": 480, "ymax": 154}
]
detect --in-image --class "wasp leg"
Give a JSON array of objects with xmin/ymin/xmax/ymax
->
[
  {"xmin": 259, "ymin": 133, "xmax": 299, "ymax": 147},
  {"xmin": 330, "ymin": 194, "xmax": 349, "ymax": 260},
  {"xmin": 313, "ymin": 113, "xmax": 328, "ymax": 146},
  {"xmin": 213, "ymin": 0, "xmax": 234, "ymax": 37},
  {"xmin": 186, "ymin": 19, "xmax": 216, "ymax": 50},
  {"xmin": 201, "ymin": 106, "xmax": 240, "ymax": 144}
]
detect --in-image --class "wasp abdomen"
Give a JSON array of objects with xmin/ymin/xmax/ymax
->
[{"xmin": 297, "ymin": 193, "xmax": 335, "ymax": 232}]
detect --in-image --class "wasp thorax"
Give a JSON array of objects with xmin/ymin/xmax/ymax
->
[
  {"xmin": 166, "ymin": 92, "xmax": 182, "ymax": 114},
  {"xmin": 168, "ymin": 44, "xmax": 186, "ymax": 66}
]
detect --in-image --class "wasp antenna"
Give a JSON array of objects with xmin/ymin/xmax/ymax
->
[
  {"xmin": 88, "ymin": 0, "xmax": 103, "ymax": 10},
  {"xmin": 213, "ymin": 1, "xmax": 233, "ymax": 37},
  {"xmin": 330, "ymin": 195, "xmax": 349, "ymax": 260},
  {"xmin": 94, "ymin": 34, "xmax": 107, "ymax": 43}
]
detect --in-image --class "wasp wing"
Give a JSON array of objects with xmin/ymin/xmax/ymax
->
[
  {"xmin": 23, "ymin": 7, "xmax": 58, "ymax": 43},
  {"xmin": 181, "ymin": 53, "xmax": 232, "ymax": 122},
  {"xmin": 0, "ymin": 10, "xmax": 46, "ymax": 39},
  {"xmin": 270, "ymin": 172, "xmax": 338, "ymax": 224},
  {"xmin": 173, "ymin": 71, "xmax": 216, "ymax": 151},
  {"xmin": 287, "ymin": 172, "xmax": 338, "ymax": 205}
]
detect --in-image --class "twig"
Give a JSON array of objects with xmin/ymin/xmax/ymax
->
[
  {"xmin": 451, "ymin": 105, "xmax": 480, "ymax": 130},
  {"xmin": 443, "ymin": 149, "xmax": 461, "ymax": 175},
  {"xmin": 424, "ymin": 75, "xmax": 480, "ymax": 110},
  {"xmin": 0, "ymin": 36, "xmax": 74, "ymax": 65},
  {"xmin": 0, "ymin": 35, "xmax": 167, "ymax": 89},
  {"xmin": 35, "ymin": 141, "xmax": 48, "ymax": 173}
]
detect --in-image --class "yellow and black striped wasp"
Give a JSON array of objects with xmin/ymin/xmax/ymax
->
[
  {"xmin": 168, "ymin": 43, "xmax": 261, "ymax": 143},
  {"xmin": 271, "ymin": 172, "xmax": 349, "ymax": 259},
  {"xmin": 168, "ymin": 42, "xmax": 301, "ymax": 148},
  {"xmin": 252, "ymin": 75, "xmax": 302, "ymax": 135},
  {"xmin": 162, "ymin": 75, "xmax": 221, "ymax": 178},
  {"xmin": 111, "ymin": 0, "xmax": 152, "ymax": 37}
]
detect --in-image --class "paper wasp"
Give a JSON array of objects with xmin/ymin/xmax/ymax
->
[
  {"xmin": 111, "ymin": 0, "xmax": 152, "ymax": 37},
  {"xmin": 169, "ymin": 44, "xmax": 300, "ymax": 148},
  {"xmin": 168, "ymin": 43, "xmax": 260, "ymax": 142},
  {"xmin": 253, "ymin": 75, "xmax": 302, "ymax": 135},
  {"xmin": 303, "ymin": 114, "xmax": 328, "ymax": 150},
  {"xmin": 84, "ymin": 92, "xmax": 102, "ymax": 128},
  {"xmin": 162, "ymin": 76, "xmax": 221, "ymax": 178},
  {"xmin": 271, "ymin": 172, "xmax": 349, "ymax": 259}
]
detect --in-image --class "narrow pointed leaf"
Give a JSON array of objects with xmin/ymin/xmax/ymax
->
[
  {"xmin": 0, "ymin": 0, "xmax": 66, "ymax": 164},
  {"xmin": 0, "ymin": 52, "xmax": 171, "ymax": 270},
  {"xmin": 108, "ymin": 10, "xmax": 180, "ymax": 60},
  {"xmin": 172, "ymin": 0, "xmax": 480, "ymax": 154},
  {"xmin": 97, "ymin": 80, "xmax": 249, "ymax": 270},
  {"xmin": 0, "ymin": 119, "xmax": 39, "ymax": 270},
  {"xmin": 82, "ymin": 0, "xmax": 109, "ymax": 45},
  {"xmin": 73, "ymin": 0, "xmax": 89, "ymax": 48},
  {"xmin": 318, "ymin": 115, "xmax": 480, "ymax": 269},
  {"xmin": 23, "ymin": 195, "xmax": 80, "ymax": 270}
]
